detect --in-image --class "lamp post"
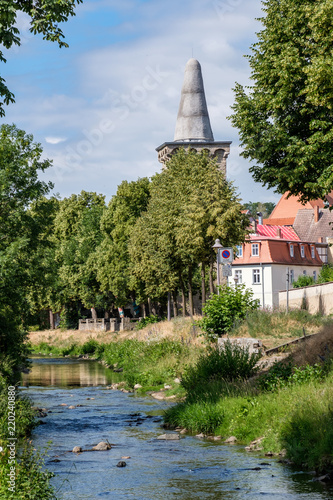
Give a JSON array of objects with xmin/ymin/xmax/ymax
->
[
  {"xmin": 233, "ymin": 275, "xmax": 239, "ymax": 287},
  {"xmin": 212, "ymin": 238, "xmax": 223, "ymax": 295}
]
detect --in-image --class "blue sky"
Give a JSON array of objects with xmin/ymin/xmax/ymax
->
[{"xmin": 2, "ymin": 0, "xmax": 280, "ymax": 205}]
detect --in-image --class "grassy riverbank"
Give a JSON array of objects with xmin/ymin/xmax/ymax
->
[
  {"xmin": 0, "ymin": 387, "xmax": 55, "ymax": 499},
  {"xmin": 29, "ymin": 310, "xmax": 333, "ymax": 474}
]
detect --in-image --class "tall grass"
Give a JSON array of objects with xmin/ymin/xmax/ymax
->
[{"xmin": 231, "ymin": 308, "xmax": 332, "ymax": 340}]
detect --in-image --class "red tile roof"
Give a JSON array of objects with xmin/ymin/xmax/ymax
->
[
  {"xmin": 266, "ymin": 191, "xmax": 333, "ymax": 225},
  {"xmin": 253, "ymin": 225, "xmax": 299, "ymax": 240},
  {"xmin": 233, "ymin": 239, "xmax": 322, "ymax": 266}
]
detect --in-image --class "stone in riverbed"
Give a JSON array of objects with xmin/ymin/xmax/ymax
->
[
  {"xmin": 156, "ymin": 433, "xmax": 180, "ymax": 440},
  {"xmin": 92, "ymin": 442, "xmax": 111, "ymax": 451},
  {"xmin": 117, "ymin": 461, "xmax": 126, "ymax": 467},
  {"xmin": 72, "ymin": 446, "xmax": 82, "ymax": 453},
  {"xmin": 134, "ymin": 384, "xmax": 142, "ymax": 389},
  {"xmin": 68, "ymin": 405, "xmax": 76, "ymax": 409},
  {"xmin": 224, "ymin": 436, "xmax": 237, "ymax": 444}
]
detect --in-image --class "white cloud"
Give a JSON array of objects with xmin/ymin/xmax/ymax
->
[{"xmin": 45, "ymin": 136, "xmax": 67, "ymax": 145}]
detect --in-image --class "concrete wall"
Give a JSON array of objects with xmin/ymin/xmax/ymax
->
[{"xmin": 279, "ymin": 281, "xmax": 333, "ymax": 315}]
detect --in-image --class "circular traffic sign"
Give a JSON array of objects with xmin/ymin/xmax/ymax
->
[{"xmin": 221, "ymin": 250, "xmax": 231, "ymax": 259}]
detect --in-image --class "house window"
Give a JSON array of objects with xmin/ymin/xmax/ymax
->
[
  {"xmin": 313, "ymin": 271, "xmax": 317, "ymax": 281},
  {"xmin": 311, "ymin": 246, "xmax": 315, "ymax": 259},
  {"xmin": 290, "ymin": 244, "xmax": 294, "ymax": 258},
  {"xmin": 236, "ymin": 245, "xmax": 243, "ymax": 258},
  {"xmin": 290, "ymin": 269, "xmax": 294, "ymax": 283},
  {"xmin": 251, "ymin": 243, "xmax": 259, "ymax": 257},
  {"xmin": 303, "ymin": 270, "xmax": 307, "ymax": 276},
  {"xmin": 253, "ymin": 269, "xmax": 261, "ymax": 284},
  {"xmin": 234, "ymin": 270, "xmax": 242, "ymax": 284},
  {"xmin": 301, "ymin": 245, "xmax": 305, "ymax": 258}
]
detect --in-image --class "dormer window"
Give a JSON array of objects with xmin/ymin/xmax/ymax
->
[
  {"xmin": 311, "ymin": 246, "xmax": 315, "ymax": 259},
  {"xmin": 300, "ymin": 245, "xmax": 305, "ymax": 258},
  {"xmin": 290, "ymin": 244, "xmax": 294, "ymax": 258},
  {"xmin": 251, "ymin": 243, "xmax": 259, "ymax": 257}
]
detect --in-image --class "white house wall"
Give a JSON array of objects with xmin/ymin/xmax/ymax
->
[
  {"xmin": 232, "ymin": 264, "xmax": 322, "ymax": 309},
  {"xmin": 231, "ymin": 264, "xmax": 273, "ymax": 308}
]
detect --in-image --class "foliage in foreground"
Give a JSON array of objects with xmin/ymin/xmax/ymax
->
[
  {"xmin": 181, "ymin": 341, "xmax": 261, "ymax": 397},
  {"xmin": 199, "ymin": 284, "xmax": 260, "ymax": 341},
  {"xmin": 164, "ymin": 345, "xmax": 333, "ymax": 472},
  {"xmin": 0, "ymin": 390, "xmax": 55, "ymax": 499}
]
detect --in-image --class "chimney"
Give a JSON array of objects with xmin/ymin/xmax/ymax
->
[
  {"xmin": 276, "ymin": 227, "xmax": 282, "ymax": 238},
  {"xmin": 257, "ymin": 212, "xmax": 263, "ymax": 225},
  {"xmin": 251, "ymin": 219, "xmax": 257, "ymax": 234},
  {"xmin": 314, "ymin": 205, "xmax": 320, "ymax": 223},
  {"xmin": 318, "ymin": 237, "xmax": 323, "ymax": 243}
]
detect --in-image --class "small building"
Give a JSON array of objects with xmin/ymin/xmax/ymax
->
[{"xmin": 231, "ymin": 224, "xmax": 323, "ymax": 308}]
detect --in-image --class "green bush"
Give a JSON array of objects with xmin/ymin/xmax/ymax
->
[
  {"xmin": 317, "ymin": 264, "xmax": 333, "ymax": 284},
  {"xmin": 198, "ymin": 284, "xmax": 260, "ymax": 341},
  {"xmin": 181, "ymin": 341, "xmax": 261, "ymax": 396},
  {"xmin": 258, "ymin": 361, "xmax": 330, "ymax": 392},
  {"xmin": 292, "ymin": 275, "xmax": 315, "ymax": 288},
  {"xmin": 135, "ymin": 314, "xmax": 162, "ymax": 330}
]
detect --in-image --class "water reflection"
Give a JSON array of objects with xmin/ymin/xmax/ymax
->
[{"xmin": 22, "ymin": 358, "xmax": 117, "ymax": 387}]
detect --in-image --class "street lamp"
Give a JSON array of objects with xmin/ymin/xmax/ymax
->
[
  {"xmin": 233, "ymin": 274, "xmax": 239, "ymax": 287},
  {"xmin": 212, "ymin": 238, "xmax": 223, "ymax": 294}
]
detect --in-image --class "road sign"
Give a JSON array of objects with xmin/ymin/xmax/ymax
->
[
  {"xmin": 222, "ymin": 263, "xmax": 232, "ymax": 277},
  {"xmin": 218, "ymin": 247, "xmax": 234, "ymax": 263}
]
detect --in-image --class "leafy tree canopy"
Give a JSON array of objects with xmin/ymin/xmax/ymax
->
[
  {"xmin": 0, "ymin": 0, "xmax": 83, "ymax": 115},
  {"xmin": 243, "ymin": 201, "xmax": 276, "ymax": 219},
  {"xmin": 229, "ymin": 0, "xmax": 333, "ymax": 202}
]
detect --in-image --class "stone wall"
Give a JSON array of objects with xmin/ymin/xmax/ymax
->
[{"xmin": 278, "ymin": 281, "xmax": 333, "ymax": 315}]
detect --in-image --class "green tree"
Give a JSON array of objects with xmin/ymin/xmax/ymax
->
[
  {"xmin": 199, "ymin": 284, "xmax": 260, "ymax": 342},
  {"xmin": 0, "ymin": 124, "xmax": 53, "ymax": 379},
  {"xmin": 96, "ymin": 178, "xmax": 151, "ymax": 308},
  {"xmin": 317, "ymin": 264, "xmax": 333, "ymax": 284},
  {"xmin": 229, "ymin": 0, "xmax": 333, "ymax": 202},
  {"xmin": 0, "ymin": 0, "xmax": 83, "ymax": 115},
  {"xmin": 53, "ymin": 191, "xmax": 107, "ymax": 322},
  {"xmin": 243, "ymin": 201, "xmax": 276, "ymax": 219},
  {"xmin": 129, "ymin": 149, "xmax": 249, "ymax": 315}
]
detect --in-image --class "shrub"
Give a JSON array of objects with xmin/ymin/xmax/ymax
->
[
  {"xmin": 292, "ymin": 275, "xmax": 315, "ymax": 288},
  {"xmin": 181, "ymin": 341, "xmax": 261, "ymax": 395},
  {"xmin": 135, "ymin": 315, "xmax": 162, "ymax": 330},
  {"xmin": 198, "ymin": 284, "xmax": 260, "ymax": 341},
  {"xmin": 317, "ymin": 264, "xmax": 333, "ymax": 284},
  {"xmin": 258, "ymin": 360, "xmax": 331, "ymax": 392}
]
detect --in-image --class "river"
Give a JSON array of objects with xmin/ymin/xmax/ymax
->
[{"xmin": 21, "ymin": 357, "xmax": 333, "ymax": 499}]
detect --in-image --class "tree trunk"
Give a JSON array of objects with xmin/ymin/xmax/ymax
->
[
  {"xmin": 209, "ymin": 255, "xmax": 214, "ymax": 295},
  {"xmin": 167, "ymin": 292, "xmax": 171, "ymax": 321},
  {"xmin": 172, "ymin": 290, "xmax": 178, "ymax": 317},
  {"xmin": 201, "ymin": 263, "xmax": 206, "ymax": 309},
  {"xmin": 180, "ymin": 281, "xmax": 186, "ymax": 317},
  {"xmin": 49, "ymin": 309, "xmax": 55, "ymax": 330},
  {"xmin": 148, "ymin": 297, "xmax": 152, "ymax": 316},
  {"xmin": 188, "ymin": 267, "xmax": 194, "ymax": 318},
  {"xmin": 91, "ymin": 307, "xmax": 97, "ymax": 320}
]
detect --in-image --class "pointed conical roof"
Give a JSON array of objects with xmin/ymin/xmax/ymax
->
[{"xmin": 174, "ymin": 58, "xmax": 214, "ymax": 142}]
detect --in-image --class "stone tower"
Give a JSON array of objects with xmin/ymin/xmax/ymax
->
[{"xmin": 156, "ymin": 58, "xmax": 231, "ymax": 175}]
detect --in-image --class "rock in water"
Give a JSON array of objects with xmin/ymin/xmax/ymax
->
[
  {"xmin": 72, "ymin": 446, "xmax": 82, "ymax": 453},
  {"xmin": 224, "ymin": 436, "xmax": 237, "ymax": 444},
  {"xmin": 92, "ymin": 442, "xmax": 111, "ymax": 451},
  {"xmin": 117, "ymin": 461, "xmax": 127, "ymax": 467},
  {"xmin": 156, "ymin": 433, "xmax": 180, "ymax": 440}
]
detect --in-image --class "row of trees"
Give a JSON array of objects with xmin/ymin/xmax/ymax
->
[{"xmin": 1, "ymin": 124, "xmax": 250, "ymax": 331}]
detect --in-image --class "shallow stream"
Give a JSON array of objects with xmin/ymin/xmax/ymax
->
[{"xmin": 21, "ymin": 357, "xmax": 333, "ymax": 499}]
